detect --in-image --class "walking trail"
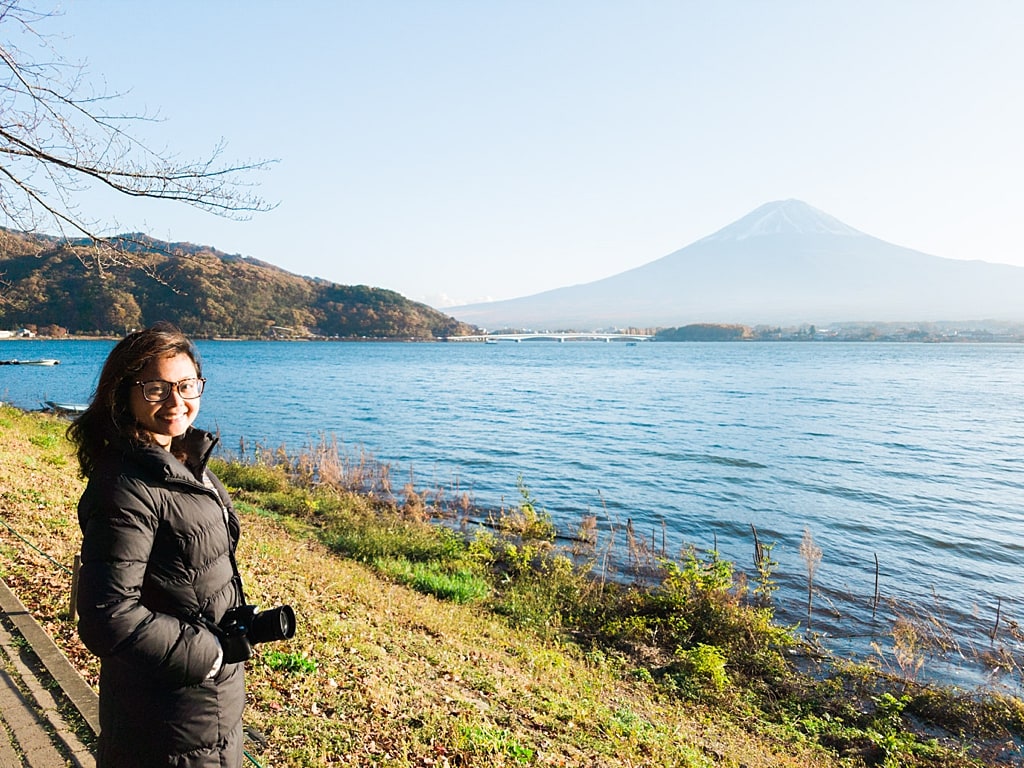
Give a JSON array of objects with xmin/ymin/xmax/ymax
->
[{"xmin": 0, "ymin": 578, "xmax": 96, "ymax": 767}]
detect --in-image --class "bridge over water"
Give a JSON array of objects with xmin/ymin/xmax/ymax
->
[{"xmin": 444, "ymin": 332, "xmax": 654, "ymax": 343}]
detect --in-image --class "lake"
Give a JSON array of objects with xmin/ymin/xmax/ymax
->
[{"xmin": 3, "ymin": 338, "xmax": 1023, "ymax": 686}]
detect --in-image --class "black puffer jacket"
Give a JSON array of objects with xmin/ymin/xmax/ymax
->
[{"xmin": 77, "ymin": 428, "xmax": 246, "ymax": 768}]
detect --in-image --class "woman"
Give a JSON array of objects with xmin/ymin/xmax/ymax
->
[{"xmin": 68, "ymin": 323, "xmax": 247, "ymax": 767}]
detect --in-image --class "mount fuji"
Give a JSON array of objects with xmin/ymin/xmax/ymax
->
[{"xmin": 447, "ymin": 200, "xmax": 1024, "ymax": 330}]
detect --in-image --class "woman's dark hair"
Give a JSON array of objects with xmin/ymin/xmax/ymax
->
[{"xmin": 68, "ymin": 322, "xmax": 202, "ymax": 478}]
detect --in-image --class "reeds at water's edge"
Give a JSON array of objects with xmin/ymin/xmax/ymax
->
[{"xmin": 232, "ymin": 433, "xmax": 1024, "ymax": 694}]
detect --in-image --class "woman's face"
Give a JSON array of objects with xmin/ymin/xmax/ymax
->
[{"xmin": 129, "ymin": 352, "xmax": 201, "ymax": 449}]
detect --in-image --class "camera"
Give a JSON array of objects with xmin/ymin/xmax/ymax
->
[{"xmin": 215, "ymin": 604, "xmax": 296, "ymax": 663}]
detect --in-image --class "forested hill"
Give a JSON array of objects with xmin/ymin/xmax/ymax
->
[{"xmin": 0, "ymin": 230, "xmax": 478, "ymax": 339}]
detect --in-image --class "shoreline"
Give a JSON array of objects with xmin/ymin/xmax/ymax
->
[{"xmin": 5, "ymin": 334, "xmax": 1024, "ymax": 343}]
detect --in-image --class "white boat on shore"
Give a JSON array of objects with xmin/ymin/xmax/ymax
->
[{"xmin": 43, "ymin": 401, "xmax": 88, "ymax": 415}]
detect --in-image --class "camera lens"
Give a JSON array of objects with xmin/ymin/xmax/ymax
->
[{"xmin": 249, "ymin": 605, "xmax": 296, "ymax": 644}]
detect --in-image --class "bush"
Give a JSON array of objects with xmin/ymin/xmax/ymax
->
[
  {"xmin": 491, "ymin": 478, "xmax": 556, "ymax": 541},
  {"xmin": 210, "ymin": 459, "xmax": 288, "ymax": 493},
  {"xmin": 665, "ymin": 643, "xmax": 730, "ymax": 702}
]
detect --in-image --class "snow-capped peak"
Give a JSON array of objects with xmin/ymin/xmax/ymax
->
[{"xmin": 699, "ymin": 199, "xmax": 865, "ymax": 242}]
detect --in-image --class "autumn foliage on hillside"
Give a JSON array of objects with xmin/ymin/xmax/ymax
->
[{"xmin": 0, "ymin": 230, "xmax": 477, "ymax": 339}]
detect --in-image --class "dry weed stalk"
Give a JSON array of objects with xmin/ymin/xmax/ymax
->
[
  {"xmin": 572, "ymin": 515, "xmax": 598, "ymax": 560},
  {"xmin": 873, "ymin": 553, "xmax": 881, "ymax": 618},
  {"xmin": 892, "ymin": 616, "xmax": 927, "ymax": 680},
  {"xmin": 750, "ymin": 524, "xmax": 777, "ymax": 603},
  {"xmin": 400, "ymin": 481, "xmax": 428, "ymax": 521},
  {"xmin": 800, "ymin": 527, "xmax": 823, "ymax": 627},
  {"xmin": 596, "ymin": 493, "xmax": 618, "ymax": 587},
  {"xmin": 625, "ymin": 519, "xmax": 660, "ymax": 582},
  {"xmin": 979, "ymin": 612, "xmax": 1024, "ymax": 686}
]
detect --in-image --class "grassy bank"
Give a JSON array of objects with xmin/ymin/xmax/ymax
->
[{"xmin": 1, "ymin": 404, "xmax": 1022, "ymax": 767}]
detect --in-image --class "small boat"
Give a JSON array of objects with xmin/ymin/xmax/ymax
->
[
  {"xmin": 0, "ymin": 359, "xmax": 60, "ymax": 365},
  {"xmin": 43, "ymin": 401, "xmax": 88, "ymax": 415}
]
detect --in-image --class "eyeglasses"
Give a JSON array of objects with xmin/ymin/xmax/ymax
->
[{"xmin": 134, "ymin": 377, "xmax": 206, "ymax": 402}]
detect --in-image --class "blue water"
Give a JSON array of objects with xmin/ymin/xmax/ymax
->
[{"xmin": 3, "ymin": 339, "xmax": 1023, "ymax": 685}]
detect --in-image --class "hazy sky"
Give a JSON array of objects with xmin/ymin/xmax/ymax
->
[{"xmin": 31, "ymin": 1, "xmax": 1024, "ymax": 307}]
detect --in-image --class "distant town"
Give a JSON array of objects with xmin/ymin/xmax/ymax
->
[
  {"xmin": 725, "ymin": 323, "xmax": 1024, "ymax": 343},
  {"xmin": 476, "ymin": 322, "xmax": 1024, "ymax": 343}
]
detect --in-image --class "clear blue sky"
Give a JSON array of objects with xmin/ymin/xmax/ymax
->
[{"xmin": 37, "ymin": 1, "xmax": 1024, "ymax": 308}]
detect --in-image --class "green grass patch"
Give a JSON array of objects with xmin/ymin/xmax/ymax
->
[
  {"xmin": 29, "ymin": 433, "xmax": 60, "ymax": 449},
  {"xmin": 262, "ymin": 649, "xmax": 318, "ymax": 675},
  {"xmin": 456, "ymin": 724, "xmax": 535, "ymax": 763},
  {"xmin": 375, "ymin": 556, "xmax": 489, "ymax": 603}
]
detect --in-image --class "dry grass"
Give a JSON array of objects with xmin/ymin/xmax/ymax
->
[
  {"xmin": 235, "ymin": 512, "xmax": 842, "ymax": 767},
  {"xmin": 0, "ymin": 405, "xmax": 857, "ymax": 767}
]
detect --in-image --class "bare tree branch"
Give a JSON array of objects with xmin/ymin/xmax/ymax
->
[{"xmin": 0, "ymin": 1, "xmax": 275, "ymax": 274}]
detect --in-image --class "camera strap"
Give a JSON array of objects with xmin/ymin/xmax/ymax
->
[{"xmin": 203, "ymin": 468, "xmax": 249, "ymax": 609}]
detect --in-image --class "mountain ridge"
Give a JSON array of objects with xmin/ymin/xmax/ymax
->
[{"xmin": 0, "ymin": 230, "xmax": 477, "ymax": 339}]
